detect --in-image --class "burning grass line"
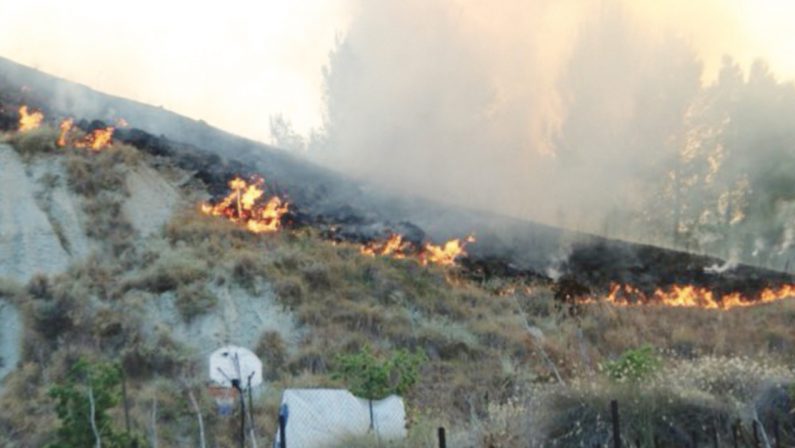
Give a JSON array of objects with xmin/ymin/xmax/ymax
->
[
  {"xmin": 580, "ymin": 282, "xmax": 795, "ymax": 309},
  {"xmin": 199, "ymin": 176, "xmax": 289, "ymax": 234}
]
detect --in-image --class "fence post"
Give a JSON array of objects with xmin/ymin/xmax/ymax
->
[
  {"xmin": 278, "ymin": 403, "xmax": 288, "ymax": 448},
  {"xmin": 611, "ymin": 400, "xmax": 621, "ymax": 448},
  {"xmin": 732, "ymin": 421, "xmax": 739, "ymax": 448},
  {"xmin": 278, "ymin": 414, "xmax": 287, "ymax": 448},
  {"xmin": 773, "ymin": 418, "xmax": 780, "ymax": 448},
  {"xmin": 437, "ymin": 427, "xmax": 446, "ymax": 448}
]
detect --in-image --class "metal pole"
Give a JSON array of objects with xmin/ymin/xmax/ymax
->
[
  {"xmin": 247, "ymin": 374, "xmax": 258, "ymax": 448},
  {"xmin": 732, "ymin": 421, "xmax": 739, "ymax": 448},
  {"xmin": 611, "ymin": 400, "xmax": 621, "ymax": 448},
  {"xmin": 437, "ymin": 427, "xmax": 446, "ymax": 448},
  {"xmin": 278, "ymin": 414, "xmax": 287, "ymax": 448},
  {"xmin": 232, "ymin": 380, "xmax": 245, "ymax": 448}
]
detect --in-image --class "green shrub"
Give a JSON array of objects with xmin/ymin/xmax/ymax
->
[
  {"xmin": 48, "ymin": 358, "xmax": 141, "ymax": 447},
  {"xmin": 332, "ymin": 346, "xmax": 426, "ymax": 400},
  {"xmin": 603, "ymin": 345, "xmax": 661, "ymax": 382}
]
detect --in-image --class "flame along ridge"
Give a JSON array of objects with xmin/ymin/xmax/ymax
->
[
  {"xmin": 359, "ymin": 233, "xmax": 476, "ymax": 267},
  {"xmin": 580, "ymin": 282, "xmax": 795, "ymax": 309},
  {"xmin": 16, "ymin": 106, "xmax": 116, "ymax": 151},
  {"xmin": 200, "ymin": 176, "xmax": 289, "ymax": 234}
]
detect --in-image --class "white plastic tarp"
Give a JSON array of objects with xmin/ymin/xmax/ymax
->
[
  {"xmin": 208, "ymin": 345, "xmax": 263, "ymax": 389},
  {"xmin": 274, "ymin": 388, "xmax": 407, "ymax": 448}
]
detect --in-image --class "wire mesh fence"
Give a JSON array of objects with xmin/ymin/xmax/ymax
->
[{"xmin": 270, "ymin": 397, "xmax": 792, "ymax": 448}]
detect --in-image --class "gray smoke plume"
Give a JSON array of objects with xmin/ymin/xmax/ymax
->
[{"xmin": 310, "ymin": 0, "xmax": 795, "ymax": 271}]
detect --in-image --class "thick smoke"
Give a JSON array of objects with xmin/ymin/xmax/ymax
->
[{"xmin": 311, "ymin": 0, "xmax": 795, "ymax": 270}]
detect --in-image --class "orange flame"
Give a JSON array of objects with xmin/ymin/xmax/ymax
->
[
  {"xmin": 200, "ymin": 176, "xmax": 289, "ymax": 233},
  {"xmin": 358, "ymin": 233, "xmax": 475, "ymax": 266},
  {"xmin": 420, "ymin": 235, "xmax": 476, "ymax": 266},
  {"xmin": 18, "ymin": 106, "xmax": 44, "ymax": 131},
  {"xmin": 57, "ymin": 118, "xmax": 73, "ymax": 147},
  {"xmin": 76, "ymin": 127, "xmax": 114, "ymax": 151},
  {"xmin": 360, "ymin": 234, "xmax": 411, "ymax": 258},
  {"xmin": 594, "ymin": 282, "xmax": 795, "ymax": 309},
  {"xmin": 57, "ymin": 119, "xmax": 114, "ymax": 151}
]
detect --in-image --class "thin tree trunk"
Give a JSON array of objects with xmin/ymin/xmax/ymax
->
[
  {"xmin": 369, "ymin": 399, "xmax": 374, "ymax": 430},
  {"xmin": 151, "ymin": 397, "xmax": 158, "ymax": 448},
  {"xmin": 88, "ymin": 385, "xmax": 102, "ymax": 448},
  {"xmin": 672, "ymin": 165, "xmax": 682, "ymax": 248},
  {"xmin": 186, "ymin": 387, "xmax": 207, "ymax": 448},
  {"xmin": 122, "ymin": 369, "xmax": 131, "ymax": 437},
  {"xmin": 753, "ymin": 416, "xmax": 772, "ymax": 448},
  {"xmin": 512, "ymin": 295, "xmax": 564, "ymax": 385},
  {"xmin": 247, "ymin": 382, "xmax": 258, "ymax": 448}
]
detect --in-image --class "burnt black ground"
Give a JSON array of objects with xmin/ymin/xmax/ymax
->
[{"xmin": 1, "ymin": 55, "xmax": 792, "ymax": 299}]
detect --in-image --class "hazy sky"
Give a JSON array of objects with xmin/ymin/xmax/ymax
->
[
  {"xmin": 0, "ymin": 0, "xmax": 793, "ymax": 144},
  {"xmin": 0, "ymin": 0, "xmax": 352, "ymax": 140}
]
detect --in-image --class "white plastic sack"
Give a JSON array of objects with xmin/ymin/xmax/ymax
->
[{"xmin": 274, "ymin": 388, "xmax": 407, "ymax": 448}]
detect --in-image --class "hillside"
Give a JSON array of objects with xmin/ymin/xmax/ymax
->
[{"xmin": 0, "ymin": 60, "xmax": 794, "ymax": 447}]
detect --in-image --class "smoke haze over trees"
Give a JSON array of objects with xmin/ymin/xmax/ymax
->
[{"xmin": 311, "ymin": 0, "xmax": 795, "ymax": 270}]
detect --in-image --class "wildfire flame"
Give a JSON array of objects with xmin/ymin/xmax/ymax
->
[
  {"xmin": 360, "ymin": 233, "xmax": 475, "ymax": 266},
  {"xmin": 57, "ymin": 119, "xmax": 114, "ymax": 151},
  {"xmin": 360, "ymin": 234, "xmax": 411, "ymax": 258},
  {"xmin": 57, "ymin": 118, "xmax": 73, "ymax": 147},
  {"xmin": 592, "ymin": 282, "xmax": 795, "ymax": 309},
  {"xmin": 200, "ymin": 176, "xmax": 289, "ymax": 233},
  {"xmin": 420, "ymin": 235, "xmax": 476, "ymax": 266},
  {"xmin": 18, "ymin": 105, "xmax": 44, "ymax": 131}
]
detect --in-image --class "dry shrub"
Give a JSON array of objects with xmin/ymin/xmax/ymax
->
[
  {"xmin": 8, "ymin": 126, "xmax": 58, "ymax": 157},
  {"xmin": 0, "ymin": 362, "xmax": 57, "ymax": 446},
  {"xmin": 65, "ymin": 147, "xmax": 132, "ymax": 197},
  {"xmin": 65, "ymin": 254, "xmax": 120, "ymax": 300},
  {"xmin": 256, "ymin": 331, "xmax": 289, "ymax": 380},
  {"xmin": 165, "ymin": 210, "xmax": 257, "ymax": 259},
  {"xmin": 232, "ymin": 252, "xmax": 268, "ymax": 292},
  {"xmin": 174, "ymin": 282, "xmax": 218, "ymax": 321},
  {"xmin": 121, "ymin": 332, "xmax": 188, "ymax": 378},
  {"xmin": 272, "ymin": 276, "xmax": 305, "ymax": 308},
  {"xmin": 123, "ymin": 248, "xmax": 208, "ymax": 293},
  {"xmin": 82, "ymin": 193, "xmax": 135, "ymax": 252},
  {"xmin": 22, "ymin": 275, "xmax": 88, "ymax": 344},
  {"xmin": 416, "ymin": 317, "xmax": 481, "ymax": 360},
  {"xmin": 531, "ymin": 356, "xmax": 795, "ymax": 447},
  {"xmin": 474, "ymin": 398, "xmax": 531, "ymax": 447},
  {"xmin": 0, "ymin": 278, "xmax": 24, "ymax": 302}
]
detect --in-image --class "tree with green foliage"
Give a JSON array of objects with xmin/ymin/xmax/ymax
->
[
  {"xmin": 332, "ymin": 346, "xmax": 426, "ymax": 429},
  {"xmin": 48, "ymin": 358, "xmax": 139, "ymax": 448}
]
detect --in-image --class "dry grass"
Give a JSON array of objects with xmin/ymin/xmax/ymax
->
[
  {"xmin": 529, "ymin": 356, "xmax": 795, "ymax": 447},
  {"xmin": 3, "ymin": 159, "xmax": 795, "ymax": 447},
  {"xmin": 7, "ymin": 126, "xmax": 59, "ymax": 158},
  {"xmin": 174, "ymin": 283, "xmax": 218, "ymax": 321}
]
